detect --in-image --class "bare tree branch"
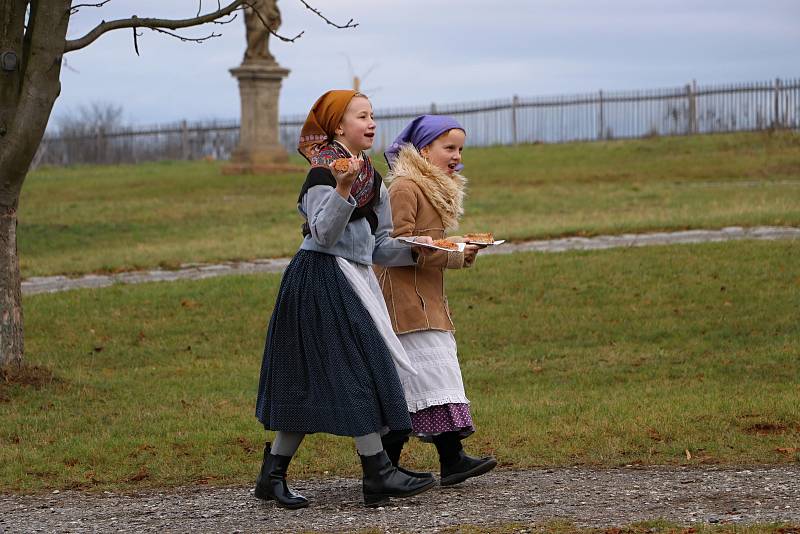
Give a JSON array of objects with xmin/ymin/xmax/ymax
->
[
  {"xmin": 133, "ymin": 27, "xmax": 140, "ymax": 56},
  {"xmin": 210, "ymin": 12, "xmax": 239, "ymax": 25},
  {"xmin": 61, "ymin": 57, "xmax": 80, "ymax": 74},
  {"xmin": 64, "ymin": 0, "xmax": 245, "ymax": 53},
  {"xmin": 70, "ymin": 0, "xmax": 113, "ymax": 15},
  {"xmin": 298, "ymin": 0, "xmax": 358, "ymax": 29},
  {"xmin": 150, "ymin": 27, "xmax": 222, "ymax": 44}
]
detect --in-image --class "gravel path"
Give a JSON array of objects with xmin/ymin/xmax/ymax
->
[
  {"xmin": 22, "ymin": 226, "xmax": 800, "ymax": 295},
  {"xmin": 2, "ymin": 466, "xmax": 799, "ymax": 533}
]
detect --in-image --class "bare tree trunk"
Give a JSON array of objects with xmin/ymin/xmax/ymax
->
[
  {"xmin": 0, "ymin": 204, "xmax": 22, "ymax": 367},
  {"xmin": 0, "ymin": 0, "xmax": 69, "ymax": 366}
]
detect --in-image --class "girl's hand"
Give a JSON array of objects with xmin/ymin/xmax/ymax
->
[
  {"xmin": 463, "ymin": 244, "xmax": 480, "ymax": 267},
  {"xmin": 410, "ymin": 235, "xmax": 435, "ymax": 257},
  {"xmin": 330, "ymin": 157, "xmax": 362, "ymax": 197}
]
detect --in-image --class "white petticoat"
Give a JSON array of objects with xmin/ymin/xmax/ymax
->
[
  {"xmin": 397, "ymin": 329, "xmax": 470, "ymax": 413},
  {"xmin": 335, "ymin": 257, "xmax": 417, "ymax": 378}
]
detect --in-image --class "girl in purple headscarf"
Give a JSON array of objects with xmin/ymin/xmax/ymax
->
[{"xmin": 375, "ymin": 115, "xmax": 497, "ymax": 486}]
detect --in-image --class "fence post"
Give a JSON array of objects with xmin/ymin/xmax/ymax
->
[
  {"xmin": 686, "ymin": 81, "xmax": 696, "ymax": 134},
  {"xmin": 773, "ymin": 78, "xmax": 782, "ymax": 129},
  {"xmin": 511, "ymin": 95, "xmax": 519, "ymax": 145},
  {"xmin": 597, "ymin": 90, "xmax": 604, "ymax": 140},
  {"xmin": 181, "ymin": 120, "xmax": 190, "ymax": 160},
  {"xmin": 95, "ymin": 126, "xmax": 104, "ymax": 164},
  {"xmin": 429, "ymin": 102, "xmax": 437, "ymax": 114}
]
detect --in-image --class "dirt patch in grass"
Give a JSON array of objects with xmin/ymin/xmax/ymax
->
[
  {"xmin": 744, "ymin": 422, "xmax": 790, "ymax": 436},
  {"xmin": 0, "ymin": 363, "xmax": 59, "ymax": 402},
  {"xmin": 760, "ymin": 160, "xmax": 800, "ymax": 178}
]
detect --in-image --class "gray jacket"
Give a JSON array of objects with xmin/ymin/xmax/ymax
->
[{"xmin": 298, "ymin": 182, "xmax": 415, "ymax": 267}]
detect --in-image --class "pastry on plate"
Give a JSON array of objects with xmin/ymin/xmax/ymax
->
[
  {"xmin": 432, "ymin": 239, "xmax": 459, "ymax": 250},
  {"xmin": 464, "ymin": 232, "xmax": 494, "ymax": 243}
]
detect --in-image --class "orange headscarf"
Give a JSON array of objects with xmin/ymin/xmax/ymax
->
[{"xmin": 298, "ymin": 89, "xmax": 360, "ymax": 163}]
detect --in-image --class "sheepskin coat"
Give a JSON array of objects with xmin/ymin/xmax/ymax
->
[{"xmin": 374, "ymin": 145, "xmax": 468, "ymax": 334}]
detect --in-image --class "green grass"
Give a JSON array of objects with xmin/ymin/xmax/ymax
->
[
  {"xmin": 2, "ymin": 239, "xmax": 798, "ymax": 492},
  {"xmin": 19, "ymin": 131, "xmax": 800, "ymax": 277}
]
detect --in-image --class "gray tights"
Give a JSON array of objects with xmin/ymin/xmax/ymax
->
[{"xmin": 271, "ymin": 430, "xmax": 383, "ymax": 457}]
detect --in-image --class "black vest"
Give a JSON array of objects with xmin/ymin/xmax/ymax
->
[{"xmin": 298, "ymin": 167, "xmax": 381, "ymax": 237}]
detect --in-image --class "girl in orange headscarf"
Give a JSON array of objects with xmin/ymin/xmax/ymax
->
[{"xmin": 253, "ymin": 90, "xmax": 435, "ymax": 508}]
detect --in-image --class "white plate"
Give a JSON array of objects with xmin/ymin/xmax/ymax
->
[{"xmin": 396, "ymin": 237, "xmax": 466, "ymax": 252}]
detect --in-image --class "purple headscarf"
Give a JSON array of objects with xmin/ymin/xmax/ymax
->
[{"xmin": 384, "ymin": 115, "xmax": 466, "ymax": 171}]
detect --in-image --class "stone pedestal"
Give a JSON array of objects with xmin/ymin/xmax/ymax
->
[{"xmin": 223, "ymin": 60, "xmax": 303, "ymax": 175}]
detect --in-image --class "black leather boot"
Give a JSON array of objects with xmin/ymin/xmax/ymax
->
[
  {"xmin": 433, "ymin": 432, "xmax": 497, "ymax": 487},
  {"xmin": 254, "ymin": 442, "xmax": 309, "ymax": 509},
  {"xmin": 383, "ymin": 437, "xmax": 434, "ymax": 479},
  {"xmin": 360, "ymin": 450, "xmax": 436, "ymax": 507}
]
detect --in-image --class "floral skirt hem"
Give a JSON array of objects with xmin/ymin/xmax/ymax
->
[{"xmin": 410, "ymin": 402, "xmax": 475, "ymax": 442}]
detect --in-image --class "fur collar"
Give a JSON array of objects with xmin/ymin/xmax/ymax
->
[{"xmin": 385, "ymin": 144, "xmax": 466, "ymax": 231}]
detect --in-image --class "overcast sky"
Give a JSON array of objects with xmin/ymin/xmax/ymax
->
[{"xmin": 54, "ymin": 0, "xmax": 800, "ymax": 128}]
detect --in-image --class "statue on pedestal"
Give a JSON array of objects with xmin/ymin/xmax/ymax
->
[
  {"xmin": 244, "ymin": 0, "xmax": 282, "ymax": 63},
  {"xmin": 223, "ymin": 0, "xmax": 301, "ymax": 174}
]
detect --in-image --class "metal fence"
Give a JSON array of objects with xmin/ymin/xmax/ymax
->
[{"xmin": 35, "ymin": 77, "xmax": 800, "ymax": 167}]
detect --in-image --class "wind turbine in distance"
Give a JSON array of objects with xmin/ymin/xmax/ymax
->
[{"xmin": 341, "ymin": 54, "xmax": 382, "ymax": 95}]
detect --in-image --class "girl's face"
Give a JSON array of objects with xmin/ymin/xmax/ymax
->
[
  {"xmin": 420, "ymin": 129, "xmax": 465, "ymax": 175},
  {"xmin": 334, "ymin": 96, "xmax": 376, "ymax": 154}
]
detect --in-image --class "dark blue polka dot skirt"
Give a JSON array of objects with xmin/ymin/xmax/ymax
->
[{"xmin": 255, "ymin": 250, "xmax": 412, "ymax": 437}]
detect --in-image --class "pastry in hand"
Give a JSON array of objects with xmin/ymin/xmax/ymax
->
[
  {"xmin": 332, "ymin": 158, "xmax": 351, "ymax": 173},
  {"xmin": 464, "ymin": 232, "xmax": 494, "ymax": 244}
]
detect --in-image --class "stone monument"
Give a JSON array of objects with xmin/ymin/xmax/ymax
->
[{"xmin": 223, "ymin": 0, "xmax": 301, "ymax": 174}]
